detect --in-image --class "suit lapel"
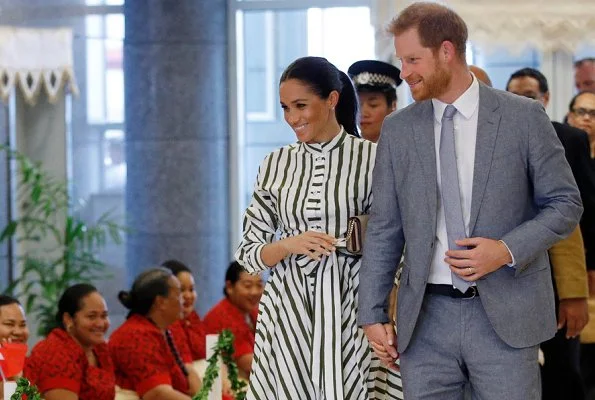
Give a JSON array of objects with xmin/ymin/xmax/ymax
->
[
  {"xmin": 469, "ymin": 85, "xmax": 502, "ymax": 234},
  {"xmin": 412, "ymin": 101, "xmax": 438, "ymax": 224}
]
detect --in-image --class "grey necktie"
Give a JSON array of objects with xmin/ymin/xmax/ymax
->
[{"xmin": 439, "ymin": 104, "xmax": 471, "ymax": 293}]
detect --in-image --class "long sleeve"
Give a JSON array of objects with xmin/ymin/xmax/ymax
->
[
  {"xmin": 568, "ymin": 129, "xmax": 595, "ymax": 271},
  {"xmin": 553, "ymin": 122, "xmax": 595, "ymax": 271},
  {"xmin": 549, "ymin": 226, "xmax": 589, "ymax": 300},
  {"xmin": 358, "ymin": 118, "xmax": 405, "ymax": 326},
  {"xmin": 235, "ymin": 153, "xmax": 279, "ymax": 274},
  {"xmin": 501, "ymin": 102, "xmax": 583, "ymax": 272}
]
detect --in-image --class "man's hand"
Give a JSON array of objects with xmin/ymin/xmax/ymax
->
[
  {"xmin": 558, "ymin": 298, "xmax": 589, "ymax": 338},
  {"xmin": 363, "ymin": 323, "xmax": 399, "ymax": 370},
  {"xmin": 445, "ymin": 237, "xmax": 512, "ymax": 281}
]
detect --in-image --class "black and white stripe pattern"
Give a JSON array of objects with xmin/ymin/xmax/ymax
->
[{"xmin": 236, "ymin": 128, "xmax": 403, "ymax": 399}]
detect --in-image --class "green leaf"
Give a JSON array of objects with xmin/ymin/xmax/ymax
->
[
  {"xmin": 0, "ymin": 221, "xmax": 18, "ymax": 242},
  {"xmin": 12, "ymin": 377, "xmax": 42, "ymax": 400},
  {"xmin": 25, "ymin": 294, "xmax": 37, "ymax": 313},
  {"xmin": 193, "ymin": 330, "xmax": 247, "ymax": 400}
]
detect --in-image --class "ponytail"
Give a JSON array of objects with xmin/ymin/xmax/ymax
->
[{"xmin": 336, "ymin": 71, "xmax": 360, "ymax": 137}]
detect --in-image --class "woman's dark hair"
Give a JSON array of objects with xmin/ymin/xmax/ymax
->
[
  {"xmin": 280, "ymin": 56, "xmax": 360, "ymax": 137},
  {"xmin": 161, "ymin": 259, "xmax": 192, "ymax": 276},
  {"xmin": 118, "ymin": 267, "xmax": 173, "ymax": 318},
  {"xmin": 224, "ymin": 261, "xmax": 246, "ymax": 297},
  {"xmin": 55, "ymin": 284, "xmax": 98, "ymax": 330},
  {"xmin": 120, "ymin": 267, "xmax": 189, "ymax": 376},
  {"xmin": 0, "ymin": 295, "xmax": 20, "ymax": 309}
]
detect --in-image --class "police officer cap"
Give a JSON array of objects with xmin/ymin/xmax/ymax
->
[{"xmin": 348, "ymin": 60, "xmax": 402, "ymax": 90}]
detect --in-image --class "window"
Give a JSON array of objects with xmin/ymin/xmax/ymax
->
[{"xmin": 85, "ymin": 14, "xmax": 124, "ymax": 125}]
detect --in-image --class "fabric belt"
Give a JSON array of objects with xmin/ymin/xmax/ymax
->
[{"xmin": 425, "ymin": 283, "xmax": 479, "ymax": 299}]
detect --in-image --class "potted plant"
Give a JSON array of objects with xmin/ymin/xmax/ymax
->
[{"xmin": 0, "ymin": 145, "xmax": 126, "ymax": 336}]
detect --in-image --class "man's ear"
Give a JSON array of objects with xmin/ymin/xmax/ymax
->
[{"xmin": 440, "ymin": 40, "xmax": 458, "ymax": 64}]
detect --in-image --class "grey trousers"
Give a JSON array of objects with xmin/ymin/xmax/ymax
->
[{"xmin": 399, "ymin": 293, "xmax": 541, "ymax": 400}]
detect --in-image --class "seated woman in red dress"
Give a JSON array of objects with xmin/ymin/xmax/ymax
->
[
  {"xmin": 203, "ymin": 261, "xmax": 264, "ymax": 379},
  {"xmin": 23, "ymin": 284, "xmax": 115, "ymax": 400},
  {"xmin": 0, "ymin": 295, "xmax": 29, "ymax": 398},
  {"xmin": 161, "ymin": 260, "xmax": 207, "ymax": 361},
  {"xmin": 0, "ymin": 295, "xmax": 29, "ymax": 346},
  {"xmin": 109, "ymin": 267, "xmax": 201, "ymax": 400}
]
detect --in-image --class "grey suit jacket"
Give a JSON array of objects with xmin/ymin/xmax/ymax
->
[{"xmin": 357, "ymin": 84, "xmax": 583, "ymax": 351}]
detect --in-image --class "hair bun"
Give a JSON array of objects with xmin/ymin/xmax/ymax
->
[{"xmin": 118, "ymin": 291, "xmax": 133, "ymax": 309}]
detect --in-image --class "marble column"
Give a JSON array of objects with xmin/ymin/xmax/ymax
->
[{"xmin": 124, "ymin": 0, "xmax": 229, "ymax": 314}]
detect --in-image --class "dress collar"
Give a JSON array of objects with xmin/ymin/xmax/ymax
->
[{"xmin": 302, "ymin": 126, "xmax": 347, "ymax": 155}]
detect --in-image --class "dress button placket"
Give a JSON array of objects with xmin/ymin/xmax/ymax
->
[{"xmin": 308, "ymin": 153, "xmax": 325, "ymax": 232}]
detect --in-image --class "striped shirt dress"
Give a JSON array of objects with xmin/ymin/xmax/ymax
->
[{"xmin": 235, "ymin": 129, "xmax": 403, "ymax": 400}]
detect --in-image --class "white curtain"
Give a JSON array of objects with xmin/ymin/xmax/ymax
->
[
  {"xmin": 371, "ymin": 0, "xmax": 595, "ymax": 56},
  {"xmin": 0, "ymin": 27, "xmax": 79, "ymax": 105}
]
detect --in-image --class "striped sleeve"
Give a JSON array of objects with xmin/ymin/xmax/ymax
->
[{"xmin": 235, "ymin": 152, "xmax": 279, "ymax": 273}]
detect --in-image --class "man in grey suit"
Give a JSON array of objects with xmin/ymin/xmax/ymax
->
[{"xmin": 357, "ymin": 3, "xmax": 583, "ymax": 399}]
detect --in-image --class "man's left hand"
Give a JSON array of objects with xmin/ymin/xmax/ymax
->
[
  {"xmin": 558, "ymin": 298, "xmax": 589, "ymax": 338},
  {"xmin": 446, "ymin": 237, "xmax": 512, "ymax": 281}
]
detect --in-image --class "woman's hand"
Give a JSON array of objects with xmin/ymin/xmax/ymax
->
[
  {"xmin": 186, "ymin": 364, "xmax": 202, "ymax": 395},
  {"xmin": 261, "ymin": 231, "xmax": 337, "ymax": 266},
  {"xmin": 280, "ymin": 231, "xmax": 337, "ymax": 261}
]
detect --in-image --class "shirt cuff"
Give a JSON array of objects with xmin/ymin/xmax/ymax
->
[{"xmin": 499, "ymin": 240, "xmax": 516, "ymax": 267}]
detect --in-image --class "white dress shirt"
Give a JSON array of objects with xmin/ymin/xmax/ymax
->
[{"xmin": 428, "ymin": 75, "xmax": 479, "ymax": 285}]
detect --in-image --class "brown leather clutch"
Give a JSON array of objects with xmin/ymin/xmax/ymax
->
[{"xmin": 345, "ymin": 214, "xmax": 369, "ymax": 255}]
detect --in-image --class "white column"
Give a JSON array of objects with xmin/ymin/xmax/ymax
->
[{"xmin": 541, "ymin": 50, "xmax": 575, "ymax": 122}]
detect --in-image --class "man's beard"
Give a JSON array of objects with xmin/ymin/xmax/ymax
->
[{"xmin": 409, "ymin": 61, "xmax": 452, "ymax": 101}]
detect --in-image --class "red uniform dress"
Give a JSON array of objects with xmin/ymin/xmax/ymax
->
[
  {"xmin": 203, "ymin": 298, "xmax": 258, "ymax": 360},
  {"xmin": 109, "ymin": 314, "xmax": 191, "ymax": 397},
  {"xmin": 23, "ymin": 328, "xmax": 115, "ymax": 400},
  {"xmin": 169, "ymin": 310, "xmax": 207, "ymax": 360}
]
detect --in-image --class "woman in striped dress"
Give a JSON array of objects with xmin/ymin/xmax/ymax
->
[{"xmin": 235, "ymin": 56, "xmax": 402, "ymax": 400}]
